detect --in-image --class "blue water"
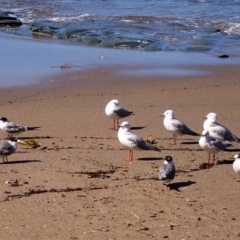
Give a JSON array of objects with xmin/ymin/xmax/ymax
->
[{"xmin": 1, "ymin": 0, "xmax": 240, "ymax": 56}]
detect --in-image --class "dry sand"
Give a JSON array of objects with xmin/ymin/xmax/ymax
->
[{"xmin": 0, "ymin": 63, "xmax": 240, "ymax": 240}]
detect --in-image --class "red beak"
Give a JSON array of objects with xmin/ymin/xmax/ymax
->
[{"xmin": 202, "ymin": 116, "xmax": 207, "ymax": 119}]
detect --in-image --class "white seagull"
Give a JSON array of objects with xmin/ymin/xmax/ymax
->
[
  {"xmin": 105, "ymin": 99, "xmax": 134, "ymax": 131},
  {"xmin": 118, "ymin": 121, "xmax": 160, "ymax": 162},
  {"xmin": 203, "ymin": 112, "xmax": 240, "ymax": 142},
  {"xmin": 0, "ymin": 137, "xmax": 18, "ymax": 162},
  {"xmin": 228, "ymin": 154, "xmax": 240, "ymax": 175},
  {"xmin": 0, "ymin": 117, "xmax": 41, "ymax": 137},
  {"xmin": 159, "ymin": 156, "xmax": 176, "ymax": 185},
  {"xmin": 199, "ymin": 130, "xmax": 231, "ymax": 164},
  {"xmin": 161, "ymin": 110, "xmax": 200, "ymax": 145}
]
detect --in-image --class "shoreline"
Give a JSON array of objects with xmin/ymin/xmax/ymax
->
[{"xmin": 1, "ymin": 33, "xmax": 240, "ymax": 89}]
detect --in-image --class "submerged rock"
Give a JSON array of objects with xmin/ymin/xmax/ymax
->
[
  {"xmin": 0, "ymin": 11, "xmax": 22, "ymax": 27},
  {"xmin": 30, "ymin": 22, "xmax": 59, "ymax": 36},
  {"xmin": 56, "ymin": 28, "xmax": 89, "ymax": 39}
]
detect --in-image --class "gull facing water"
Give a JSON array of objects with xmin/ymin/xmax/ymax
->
[
  {"xmin": 0, "ymin": 137, "xmax": 18, "ymax": 162},
  {"xmin": 118, "ymin": 121, "xmax": 160, "ymax": 162},
  {"xmin": 159, "ymin": 156, "xmax": 176, "ymax": 185},
  {"xmin": 203, "ymin": 112, "xmax": 240, "ymax": 142},
  {"xmin": 105, "ymin": 99, "xmax": 134, "ymax": 131},
  {"xmin": 199, "ymin": 130, "xmax": 231, "ymax": 164},
  {"xmin": 161, "ymin": 110, "xmax": 200, "ymax": 145},
  {"xmin": 0, "ymin": 117, "xmax": 41, "ymax": 137}
]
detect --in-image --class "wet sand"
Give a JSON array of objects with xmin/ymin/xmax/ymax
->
[{"xmin": 0, "ymin": 61, "xmax": 240, "ymax": 239}]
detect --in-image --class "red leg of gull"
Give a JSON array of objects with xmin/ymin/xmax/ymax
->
[
  {"xmin": 109, "ymin": 120, "xmax": 119, "ymax": 131},
  {"xmin": 207, "ymin": 153, "xmax": 211, "ymax": 164},
  {"xmin": 109, "ymin": 120, "xmax": 115, "ymax": 130},
  {"xmin": 173, "ymin": 134, "xmax": 177, "ymax": 145},
  {"xmin": 212, "ymin": 154, "xmax": 215, "ymax": 165},
  {"xmin": 115, "ymin": 120, "xmax": 119, "ymax": 131},
  {"xmin": 124, "ymin": 149, "xmax": 133, "ymax": 162},
  {"xmin": 169, "ymin": 134, "xmax": 177, "ymax": 145}
]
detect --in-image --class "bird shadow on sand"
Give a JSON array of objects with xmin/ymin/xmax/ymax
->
[
  {"xmin": 138, "ymin": 157, "xmax": 164, "ymax": 161},
  {"xmin": 130, "ymin": 126, "xmax": 146, "ymax": 130},
  {"xmin": 0, "ymin": 160, "xmax": 41, "ymax": 165},
  {"xmin": 223, "ymin": 148, "xmax": 240, "ymax": 152},
  {"xmin": 180, "ymin": 141, "xmax": 199, "ymax": 145},
  {"xmin": 168, "ymin": 180, "xmax": 196, "ymax": 192},
  {"xmin": 17, "ymin": 136, "xmax": 53, "ymax": 140}
]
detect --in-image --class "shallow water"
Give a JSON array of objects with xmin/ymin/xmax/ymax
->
[{"xmin": 1, "ymin": 34, "xmax": 240, "ymax": 88}]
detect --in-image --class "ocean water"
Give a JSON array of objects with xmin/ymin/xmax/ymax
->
[{"xmin": 1, "ymin": 0, "xmax": 240, "ymax": 56}]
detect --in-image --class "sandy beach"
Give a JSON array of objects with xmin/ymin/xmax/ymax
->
[{"xmin": 1, "ymin": 37, "xmax": 240, "ymax": 240}]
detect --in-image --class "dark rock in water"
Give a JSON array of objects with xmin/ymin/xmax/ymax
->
[
  {"xmin": 218, "ymin": 54, "xmax": 229, "ymax": 58},
  {"xmin": 0, "ymin": 11, "xmax": 22, "ymax": 27},
  {"xmin": 113, "ymin": 41, "xmax": 141, "ymax": 49},
  {"xmin": 81, "ymin": 36, "xmax": 102, "ymax": 45},
  {"xmin": 143, "ymin": 44, "xmax": 162, "ymax": 51},
  {"xmin": 215, "ymin": 29, "xmax": 221, "ymax": 33},
  {"xmin": 56, "ymin": 28, "xmax": 89, "ymax": 39},
  {"xmin": 69, "ymin": 37, "xmax": 83, "ymax": 44},
  {"xmin": 0, "ymin": 19, "xmax": 22, "ymax": 27},
  {"xmin": 99, "ymin": 39, "xmax": 116, "ymax": 48},
  {"xmin": 30, "ymin": 22, "xmax": 59, "ymax": 36}
]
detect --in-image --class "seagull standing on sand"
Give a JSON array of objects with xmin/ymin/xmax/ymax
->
[
  {"xmin": 105, "ymin": 99, "xmax": 134, "ymax": 131},
  {"xmin": 161, "ymin": 110, "xmax": 200, "ymax": 145},
  {"xmin": 0, "ymin": 137, "xmax": 18, "ymax": 162},
  {"xmin": 159, "ymin": 156, "xmax": 176, "ymax": 185},
  {"xmin": 118, "ymin": 121, "xmax": 160, "ymax": 162},
  {"xmin": 0, "ymin": 117, "xmax": 41, "ymax": 137},
  {"xmin": 228, "ymin": 154, "xmax": 240, "ymax": 175},
  {"xmin": 203, "ymin": 112, "xmax": 240, "ymax": 142},
  {"xmin": 199, "ymin": 130, "xmax": 231, "ymax": 164}
]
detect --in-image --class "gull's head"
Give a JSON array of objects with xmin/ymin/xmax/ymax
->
[
  {"xmin": 203, "ymin": 112, "xmax": 217, "ymax": 122},
  {"xmin": 0, "ymin": 117, "xmax": 8, "ymax": 122},
  {"xmin": 118, "ymin": 121, "xmax": 131, "ymax": 131},
  {"xmin": 110, "ymin": 99, "xmax": 119, "ymax": 106},
  {"xmin": 165, "ymin": 155, "xmax": 173, "ymax": 162},
  {"xmin": 161, "ymin": 110, "xmax": 174, "ymax": 119}
]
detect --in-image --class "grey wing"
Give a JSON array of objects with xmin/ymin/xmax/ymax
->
[
  {"xmin": 210, "ymin": 139, "xmax": 231, "ymax": 150},
  {"xmin": 114, "ymin": 107, "xmax": 133, "ymax": 118},
  {"xmin": 212, "ymin": 125, "xmax": 238, "ymax": 141},
  {"xmin": 0, "ymin": 142, "xmax": 15, "ymax": 156},
  {"xmin": 173, "ymin": 120, "xmax": 199, "ymax": 136},
  {"xmin": 159, "ymin": 164, "xmax": 175, "ymax": 180},
  {"xmin": 135, "ymin": 136, "xmax": 159, "ymax": 151},
  {"xmin": 4, "ymin": 122, "xmax": 25, "ymax": 134}
]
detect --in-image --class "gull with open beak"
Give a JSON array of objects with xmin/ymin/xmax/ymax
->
[{"xmin": 118, "ymin": 121, "xmax": 160, "ymax": 162}]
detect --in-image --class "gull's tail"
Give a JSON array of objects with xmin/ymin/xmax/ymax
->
[
  {"xmin": 27, "ymin": 126, "xmax": 41, "ymax": 131},
  {"xmin": 190, "ymin": 131, "xmax": 201, "ymax": 136},
  {"xmin": 147, "ymin": 143, "xmax": 161, "ymax": 152}
]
